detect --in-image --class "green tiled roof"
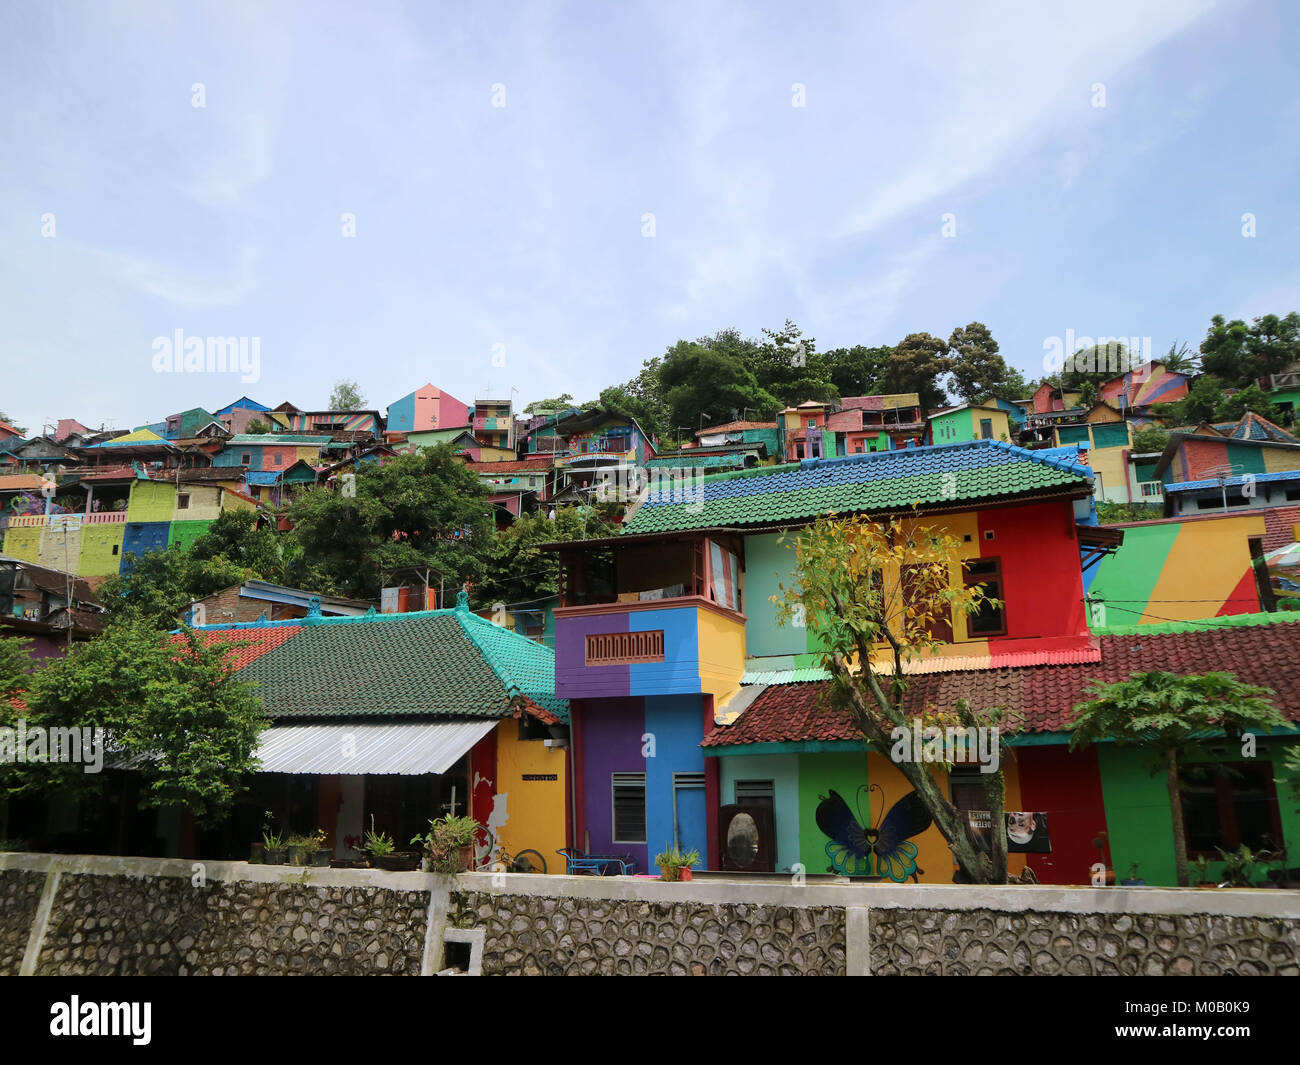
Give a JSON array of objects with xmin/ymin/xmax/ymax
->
[
  {"xmin": 622, "ymin": 440, "xmax": 1092, "ymax": 535},
  {"xmin": 223, "ymin": 600, "xmax": 566, "ymax": 722}
]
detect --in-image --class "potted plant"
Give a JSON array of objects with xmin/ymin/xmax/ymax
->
[
  {"xmin": 654, "ymin": 844, "xmax": 700, "ymax": 882},
  {"xmin": 262, "ymin": 812, "xmax": 287, "ymax": 865},
  {"xmin": 1119, "ymin": 862, "xmax": 1145, "ymax": 886},
  {"xmin": 1216, "ymin": 845, "xmax": 1261, "ymax": 888},
  {"xmin": 286, "ymin": 834, "xmax": 313, "ymax": 866},
  {"xmin": 413, "ymin": 815, "xmax": 481, "ymax": 873},
  {"xmin": 307, "ymin": 828, "xmax": 332, "ymax": 867},
  {"xmin": 1190, "ymin": 854, "xmax": 1216, "ymax": 888}
]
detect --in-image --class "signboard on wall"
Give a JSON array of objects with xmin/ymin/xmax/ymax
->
[
  {"xmin": 968, "ymin": 811, "xmax": 1052, "ymax": 854},
  {"xmin": 380, "ymin": 587, "xmax": 399, "ymax": 614}
]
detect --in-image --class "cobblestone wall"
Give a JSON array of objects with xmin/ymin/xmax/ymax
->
[
  {"xmin": 35, "ymin": 873, "xmax": 428, "ymax": 976},
  {"xmin": 0, "ymin": 869, "xmax": 45, "ymax": 975},
  {"xmin": 870, "ymin": 908, "xmax": 1300, "ymax": 976},
  {"xmin": 452, "ymin": 891, "xmax": 846, "ymax": 975}
]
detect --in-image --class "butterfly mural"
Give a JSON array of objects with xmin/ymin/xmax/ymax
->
[{"xmin": 815, "ymin": 784, "xmax": 932, "ymax": 882}]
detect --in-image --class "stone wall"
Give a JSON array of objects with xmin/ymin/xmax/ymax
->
[
  {"xmin": 2, "ymin": 853, "xmax": 1297, "ymax": 976},
  {"xmin": 452, "ymin": 891, "xmax": 845, "ymax": 975},
  {"xmin": 869, "ymin": 907, "xmax": 1300, "ymax": 977},
  {"xmin": 0, "ymin": 868, "xmax": 44, "ymax": 975}
]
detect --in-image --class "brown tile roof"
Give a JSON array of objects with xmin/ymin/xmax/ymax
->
[
  {"xmin": 466, "ymin": 458, "xmax": 554, "ymax": 473},
  {"xmin": 694, "ymin": 421, "xmax": 778, "ymax": 437},
  {"xmin": 703, "ymin": 617, "xmax": 1300, "ymax": 746}
]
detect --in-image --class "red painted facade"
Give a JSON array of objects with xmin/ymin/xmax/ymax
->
[{"xmin": 1015, "ymin": 745, "xmax": 1109, "ymax": 885}]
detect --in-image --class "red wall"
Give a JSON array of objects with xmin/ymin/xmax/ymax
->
[
  {"xmin": 978, "ymin": 500, "xmax": 1088, "ymax": 644},
  {"xmin": 1015, "ymin": 745, "xmax": 1109, "ymax": 885}
]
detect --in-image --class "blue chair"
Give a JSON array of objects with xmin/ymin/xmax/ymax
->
[{"xmin": 557, "ymin": 848, "xmax": 636, "ymax": 876}]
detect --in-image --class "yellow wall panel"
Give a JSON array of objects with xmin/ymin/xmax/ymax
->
[{"xmin": 492, "ymin": 720, "xmax": 568, "ymax": 872}]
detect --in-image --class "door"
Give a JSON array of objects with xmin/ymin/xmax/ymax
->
[
  {"xmin": 717, "ymin": 804, "xmax": 776, "ymax": 872},
  {"xmin": 672, "ymin": 773, "xmax": 708, "ymax": 869}
]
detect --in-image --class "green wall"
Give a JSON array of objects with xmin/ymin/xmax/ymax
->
[
  {"xmin": 931, "ymin": 410, "xmax": 974, "ymax": 444},
  {"xmin": 126, "ymin": 481, "xmax": 175, "ymax": 523},
  {"xmin": 796, "ymin": 749, "xmax": 873, "ymax": 876},
  {"xmin": 167, "ymin": 519, "xmax": 213, "ymax": 550},
  {"xmin": 1099, "ymin": 742, "xmax": 1300, "ymax": 886},
  {"xmin": 717, "ymin": 753, "xmax": 801, "ymax": 873},
  {"xmin": 1086, "ymin": 521, "xmax": 1181, "ymax": 625},
  {"xmin": 743, "ymin": 533, "xmax": 810, "ymax": 657}
]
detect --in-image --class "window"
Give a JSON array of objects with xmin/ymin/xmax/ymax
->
[
  {"xmin": 586, "ymin": 630, "xmax": 664, "ymax": 665},
  {"xmin": 177, "ymin": 493, "xmax": 190, "ymax": 510},
  {"xmin": 795, "ymin": 444, "xmax": 805, "ymax": 459},
  {"xmin": 240, "ymin": 452, "xmax": 252, "ymax": 465},
  {"xmin": 964, "ymin": 557, "xmax": 1006, "ymax": 636},
  {"xmin": 979, "ymin": 418, "xmax": 993, "ymax": 440},
  {"xmin": 1140, "ymin": 482, "xmax": 1163, "ymax": 498},
  {"xmin": 901, "ymin": 562, "xmax": 953, "ymax": 641},
  {"xmin": 853, "ymin": 441, "xmax": 864, "ymax": 453},
  {"xmin": 735, "ymin": 779, "xmax": 774, "ymax": 808},
  {"xmin": 1180, "ymin": 762, "xmax": 1282, "ymax": 857},
  {"xmin": 1286, "ymin": 488, "xmax": 1300, "ymax": 502},
  {"xmin": 806, "ymin": 418, "xmax": 815, "ymax": 427},
  {"xmin": 611, "ymin": 772, "xmax": 646, "ymax": 843}
]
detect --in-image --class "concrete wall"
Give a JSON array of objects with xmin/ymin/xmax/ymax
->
[{"xmin": 2, "ymin": 854, "xmax": 1294, "ymax": 976}]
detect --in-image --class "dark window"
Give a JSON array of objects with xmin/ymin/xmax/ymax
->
[
  {"xmin": 240, "ymin": 452, "xmax": 252, "ymax": 465},
  {"xmin": 735, "ymin": 780, "xmax": 774, "ymax": 809},
  {"xmin": 964, "ymin": 557, "xmax": 1006, "ymax": 636},
  {"xmin": 979, "ymin": 418, "xmax": 993, "ymax": 440},
  {"xmin": 612, "ymin": 772, "xmax": 646, "ymax": 843},
  {"xmin": 795, "ymin": 444, "xmax": 805, "ymax": 459},
  {"xmin": 177, "ymin": 494, "xmax": 190, "ymax": 510},
  {"xmin": 1180, "ymin": 762, "xmax": 1283, "ymax": 857}
]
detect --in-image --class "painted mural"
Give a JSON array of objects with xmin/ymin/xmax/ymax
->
[{"xmin": 815, "ymin": 784, "xmax": 931, "ymax": 881}]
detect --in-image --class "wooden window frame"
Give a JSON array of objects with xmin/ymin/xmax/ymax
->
[
  {"xmin": 1179, "ymin": 761, "xmax": 1283, "ymax": 859},
  {"xmin": 964, "ymin": 556, "xmax": 1007, "ymax": 637}
]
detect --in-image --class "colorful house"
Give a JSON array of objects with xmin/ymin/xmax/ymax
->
[
  {"xmin": 215, "ymin": 435, "xmax": 331, "ymax": 473},
  {"xmin": 1154, "ymin": 431, "xmax": 1300, "ymax": 519},
  {"xmin": 268, "ymin": 408, "xmax": 384, "ymax": 439},
  {"xmin": 471, "ymin": 398, "xmax": 515, "ymax": 452},
  {"xmin": 214, "ymin": 397, "xmax": 272, "ymax": 436},
  {"xmin": 777, "ymin": 401, "xmax": 832, "ymax": 461},
  {"xmin": 1053, "ymin": 409, "xmax": 1134, "ymax": 503},
  {"xmin": 1098, "ymin": 361, "xmax": 1190, "ymax": 415},
  {"xmin": 694, "ymin": 420, "xmax": 781, "ymax": 459},
  {"xmin": 386, "ymin": 384, "xmax": 470, "ymax": 435},
  {"xmin": 546, "ymin": 441, "xmax": 1099, "ymax": 874},
  {"xmin": 927, "ymin": 403, "xmax": 1013, "ymax": 446}
]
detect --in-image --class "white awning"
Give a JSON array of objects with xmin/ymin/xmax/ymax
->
[{"xmin": 255, "ymin": 720, "xmax": 498, "ymax": 776}]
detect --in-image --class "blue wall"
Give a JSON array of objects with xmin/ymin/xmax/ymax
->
[{"xmin": 644, "ymin": 694, "xmax": 707, "ymax": 866}]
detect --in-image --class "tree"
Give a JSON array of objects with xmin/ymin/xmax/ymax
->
[
  {"xmin": 287, "ymin": 444, "xmax": 492, "ymax": 600},
  {"xmin": 826, "ymin": 345, "xmax": 892, "ymax": 398},
  {"xmin": 773, "ymin": 513, "xmax": 1015, "ymax": 883},
  {"xmin": 948, "ymin": 322, "xmax": 1012, "ymax": 402},
  {"xmin": 1131, "ymin": 426, "xmax": 1170, "ymax": 454},
  {"xmin": 1069, "ymin": 671, "xmax": 1285, "ymax": 886},
  {"xmin": 751, "ymin": 320, "xmax": 838, "ymax": 407},
  {"xmin": 884, "ymin": 334, "xmax": 951, "ymax": 412},
  {"xmin": 0, "ymin": 411, "xmax": 28, "ymax": 435},
  {"xmin": 327, "ymin": 379, "xmax": 366, "ymax": 409},
  {"xmin": 1063, "ymin": 342, "xmax": 1131, "ymax": 390},
  {"xmin": 474, "ymin": 506, "xmax": 617, "ymax": 608},
  {"xmin": 1244, "ymin": 313, "xmax": 1300, "ymax": 382},
  {"xmin": 1213, "ymin": 385, "xmax": 1282, "ymax": 424},
  {"xmin": 99, "ymin": 549, "xmax": 247, "ymax": 630},
  {"xmin": 244, "ymin": 418, "xmax": 272, "ymax": 434},
  {"xmin": 1161, "ymin": 340, "xmax": 1199, "ymax": 376},
  {"xmin": 660, "ymin": 341, "xmax": 782, "ymax": 431},
  {"xmin": 523, "ymin": 395, "xmax": 574, "ymax": 414},
  {"xmin": 4, "ymin": 623, "xmax": 267, "ymax": 823},
  {"xmin": 601, "ymin": 357, "xmax": 668, "ymax": 440},
  {"xmin": 0, "ymin": 636, "xmax": 32, "ymax": 699},
  {"xmin": 188, "ymin": 509, "xmax": 285, "ymax": 581},
  {"xmin": 1199, "ymin": 315, "xmax": 1250, "ymax": 386}
]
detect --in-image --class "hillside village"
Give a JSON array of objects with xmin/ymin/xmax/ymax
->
[{"xmin": 2, "ymin": 319, "xmax": 1299, "ymax": 902}]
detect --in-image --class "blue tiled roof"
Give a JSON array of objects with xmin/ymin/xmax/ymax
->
[{"xmin": 1166, "ymin": 469, "xmax": 1300, "ymax": 492}]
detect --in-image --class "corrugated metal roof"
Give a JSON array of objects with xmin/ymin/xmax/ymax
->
[{"xmin": 256, "ymin": 720, "xmax": 497, "ymax": 775}]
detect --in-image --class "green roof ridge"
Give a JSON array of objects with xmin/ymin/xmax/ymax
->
[{"xmin": 1090, "ymin": 611, "xmax": 1300, "ymax": 636}]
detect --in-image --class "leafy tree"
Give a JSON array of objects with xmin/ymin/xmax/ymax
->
[
  {"xmin": 1095, "ymin": 501, "xmax": 1164, "ymax": 524},
  {"xmin": 948, "ymin": 322, "xmax": 1012, "ymax": 402},
  {"xmin": 751, "ymin": 320, "xmax": 838, "ymax": 407},
  {"xmin": 1156, "ymin": 375, "xmax": 1223, "ymax": 426},
  {"xmin": 1069, "ymin": 671, "xmax": 1285, "ymax": 886},
  {"xmin": 1161, "ymin": 340, "xmax": 1199, "ymax": 376},
  {"xmin": 3, "ymin": 623, "xmax": 268, "ymax": 823},
  {"xmin": 99, "ymin": 549, "xmax": 247, "ymax": 630},
  {"xmin": 1244, "ymin": 312, "xmax": 1300, "ymax": 382},
  {"xmin": 1199, "ymin": 315, "xmax": 1250, "ymax": 385},
  {"xmin": 244, "ymin": 418, "xmax": 272, "ymax": 434},
  {"xmin": 1213, "ymin": 385, "xmax": 1282, "ymax": 424},
  {"xmin": 1063, "ymin": 342, "xmax": 1131, "ymax": 389},
  {"xmin": 188, "ymin": 509, "xmax": 285, "ymax": 581},
  {"xmin": 826, "ymin": 345, "xmax": 892, "ymax": 398},
  {"xmin": 773, "ymin": 513, "xmax": 1014, "ymax": 883},
  {"xmin": 327, "ymin": 379, "xmax": 366, "ymax": 409},
  {"xmin": 474, "ymin": 506, "xmax": 617, "ymax": 608},
  {"xmin": 884, "ymin": 334, "xmax": 951, "ymax": 412},
  {"xmin": 1131, "ymin": 426, "xmax": 1170, "ymax": 454},
  {"xmin": 0, "ymin": 411, "xmax": 28, "ymax": 435},
  {"xmin": 998, "ymin": 364, "xmax": 1033, "ymax": 400},
  {"xmin": 287, "ymin": 444, "xmax": 492, "ymax": 600},
  {"xmin": 601, "ymin": 357, "xmax": 668, "ymax": 440},
  {"xmin": 660, "ymin": 341, "xmax": 782, "ymax": 431},
  {"xmin": 523, "ymin": 394, "xmax": 575, "ymax": 414},
  {"xmin": 0, "ymin": 636, "xmax": 33, "ymax": 699}
]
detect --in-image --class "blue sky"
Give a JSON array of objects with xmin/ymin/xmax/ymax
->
[{"xmin": 1, "ymin": 0, "xmax": 1297, "ymax": 435}]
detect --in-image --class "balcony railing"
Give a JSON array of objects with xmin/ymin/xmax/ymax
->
[{"xmin": 585, "ymin": 630, "xmax": 665, "ymax": 665}]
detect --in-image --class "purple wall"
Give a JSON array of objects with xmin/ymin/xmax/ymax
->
[
  {"xmin": 579, "ymin": 696, "xmax": 647, "ymax": 871},
  {"xmin": 555, "ymin": 612, "xmax": 630, "ymax": 698}
]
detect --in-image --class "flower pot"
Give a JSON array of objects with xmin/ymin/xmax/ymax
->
[
  {"xmin": 288, "ymin": 845, "xmax": 309, "ymax": 866},
  {"xmin": 249, "ymin": 842, "xmax": 265, "ymax": 865},
  {"xmin": 264, "ymin": 848, "xmax": 286, "ymax": 865},
  {"xmin": 374, "ymin": 851, "xmax": 422, "ymax": 872},
  {"xmin": 659, "ymin": 864, "xmax": 679, "ymax": 882},
  {"xmin": 678, "ymin": 866, "xmax": 693, "ymax": 882},
  {"xmin": 459, "ymin": 844, "xmax": 475, "ymax": 871},
  {"xmin": 309, "ymin": 849, "xmax": 332, "ymax": 868},
  {"xmin": 329, "ymin": 857, "xmax": 368, "ymax": 869}
]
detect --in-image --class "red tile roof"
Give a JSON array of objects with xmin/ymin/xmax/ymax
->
[
  {"xmin": 466, "ymin": 458, "xmax": 554, "ymax": 473},
  {"xmin": 694, "ymin": 421, "xmax": 779, "ymax": 437},
  {"xmin": 169, "ymin": 625, "xmax": 304, "ymax": 671},
  {"xmin": 704, "ymin": 620, "xmax": 1300, "ymax": 746}
]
